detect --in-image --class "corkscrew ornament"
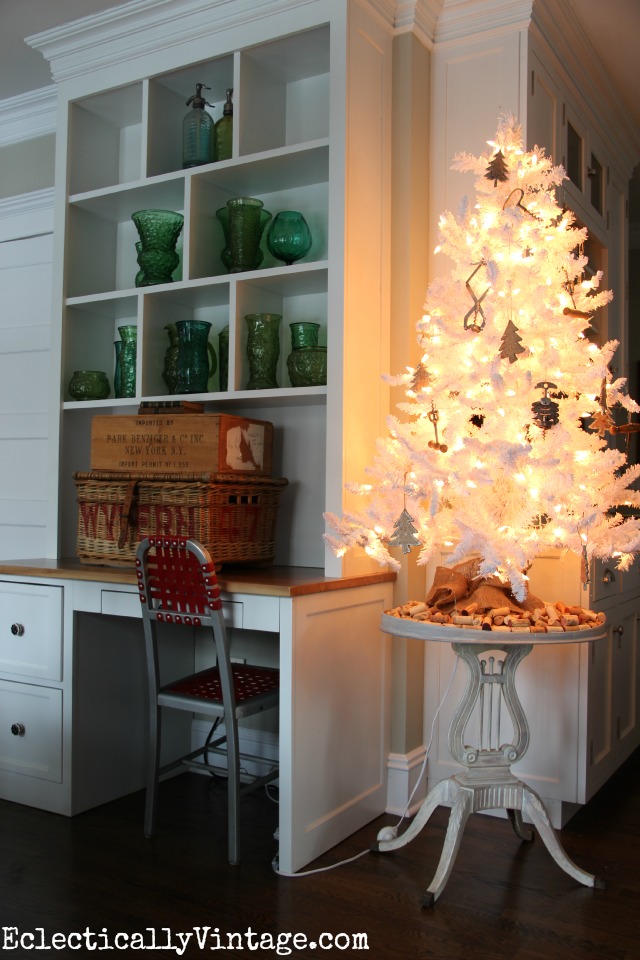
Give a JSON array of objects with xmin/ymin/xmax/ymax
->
[{"xmin": 428, "ymin": 403, "xmax": 448, "ymax": 452}]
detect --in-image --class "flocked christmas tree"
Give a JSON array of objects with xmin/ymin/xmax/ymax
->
[{"xmin": 325, "ymin": 116, "xmax": 640, "ymax": 601}]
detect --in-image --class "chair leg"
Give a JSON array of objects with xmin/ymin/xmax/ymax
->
[
  {"xmin": 226, "ymin": 718, "xmax": 241, "ymax": 865},
  {"xmin": 144, "ymin": 705, "xmax": 161, "ymax": 838}
]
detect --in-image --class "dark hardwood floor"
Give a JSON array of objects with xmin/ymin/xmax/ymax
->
[{"xmin": 0, "ymin": 749, "xmax": 638, "ymax": 959}]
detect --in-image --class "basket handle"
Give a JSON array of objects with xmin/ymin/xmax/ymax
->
[{"xmin": 118, "ymin": 479, "xmax": 140, "ymax": 548}]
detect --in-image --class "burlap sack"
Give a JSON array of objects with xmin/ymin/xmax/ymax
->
[{"xmin": 425, "ymin": 559, "xmax": 543, "ymax": 614}]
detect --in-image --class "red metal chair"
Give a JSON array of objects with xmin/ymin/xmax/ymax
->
[{"xmin": 136, "ymin": 535, "xmax": 279, "ymax": 864}]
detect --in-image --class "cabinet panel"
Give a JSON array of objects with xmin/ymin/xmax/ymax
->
[
  {"xmin": 615, "ymin": 598, "xmax": 640, "ymax": 761},
  {"xmin": 585, "ymin": 624, "xmax": 615, "ymax": 796},
  {"xmin": 0, "ymin": 679, "xmax": 62, "ymax": 782},
  {"xmin": 0, "ymin": 581, "xmax": 63, "ymax": 681}
]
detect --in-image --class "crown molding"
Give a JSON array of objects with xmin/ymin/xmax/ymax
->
[
  {"xmin": 0, "ymin": 188, "xmax": 54, "ymax": 242},
  {"xmin": 25, "ymin": 0, "xmax": 323, "ymax": 87},
  {"xmin": 433, "ymin": 0, "xmax": 533, "ymax": 45},
  {"xmin": 394, "ymin": 0, "xmax": 443, "ymax": 47},
  {"xmin": 0, "ymin": 86, "xmax": 57, "ymax": 148}
]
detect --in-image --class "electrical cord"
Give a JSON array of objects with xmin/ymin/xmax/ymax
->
[{"xmin": 272, "ymin": 653, "xmax": 460, "ymax": 877}]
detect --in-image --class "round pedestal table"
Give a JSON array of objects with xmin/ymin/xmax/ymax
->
[{"xmin": 375, "ymin": 613, "xmax": 607, "ymax": 907}]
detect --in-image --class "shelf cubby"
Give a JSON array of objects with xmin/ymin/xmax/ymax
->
[
  {"xmin": 66, "ymin": 179, "xmax": 186, "ymax": 297},
  {"xmin": 68, "ymin": 83, "xmax": 144, "ymax": 195},
  {"xmin": 63, "ymin": 297, "xmax": 139, "ymax": 403},
  {"xmin": 140, "ymin": 283, "xmax": 231, "ymax": 396},
  {"xmin": 146, "ymin": 56, "xmax": 235, "ymax": 178},
  {"xmin": 239, "ymin": 26, "xmax": 330, "ymax": 155}
]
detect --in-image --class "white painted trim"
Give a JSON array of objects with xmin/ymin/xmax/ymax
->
[
  {"xmin": 434, "ymin": 0, "xmax": 533, "ymax": 44},
  {"xmin": 394, "ymin": 0, "xmax": 440, "ymax": 47},
  {"xmin": 25, "ymin": 0, "xmax": 323, "ymax": 87},
  {"xmin": 385, "ymin": 744, "xmax": 427, "ymax": 816},
  {"xmin": 0, "ymin": 188, "xmax": 54, "ymax": 242},
  {"xmin": 0, "ymin": 87, "xmax": 57, "ymax": 148}
]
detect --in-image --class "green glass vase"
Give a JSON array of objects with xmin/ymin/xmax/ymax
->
[
  {"xmin": 216, "ymin": 198, "xmax": 271, "ymax": 273},
  {"xmin": 68, "ymin": 370, "xmax": 110, "ymax": 401},
  {"xmin": 245, "ymin": 313, "xmax": 281, "ymax": 390},
  {"xmin": 218, "ymin": 325, "xmax": 229, "ymax": 391},
  {"xmin": 266, "ymin": 210, "xmax": 312, "ymax": 265},
  {"xmin": 113, "ymin": 340, "xmax": 123, "ymax": 398},
  {"xmin": 162, "ymin": 323, "xmax": 180, "ymax": 394},
  {"xmin": 132, "ymin": 209, "xmax": 184, "ymax": 286},
  {"xmin": 118, "ymin": 324, "xmax": 137, "ymax": 398},
  {"xmin": 287, "ymin": 322, "xmax": 327, "ymax": 387}
]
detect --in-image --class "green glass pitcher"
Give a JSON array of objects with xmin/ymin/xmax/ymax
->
[{"xmin": 174, "ymin": 320, "xmax": 217, "ymax": 394}]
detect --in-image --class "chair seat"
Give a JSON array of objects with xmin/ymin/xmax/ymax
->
[{"xmin": 162, "ymin": 663, "xmax": 279, "ymax": 705}]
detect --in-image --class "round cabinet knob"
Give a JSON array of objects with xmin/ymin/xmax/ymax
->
[
  {"xmin": 10, "ymin": 623, "xmax": 25, "ymax": 637},
  {"xmin": 602, "ymin": 569, "xmax": 615, "ymax": 584},
  {"xmin": 10, "ymin": 723, "xmax": 25, "ymax": 736},
  {"xmin": 613, "ymin": 625, "xmax": 624, "ymax": 636}
]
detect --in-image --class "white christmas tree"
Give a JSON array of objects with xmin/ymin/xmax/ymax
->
[{"xmin": 325, "ymin": 116, "xmax": 640, "ymax": 600}]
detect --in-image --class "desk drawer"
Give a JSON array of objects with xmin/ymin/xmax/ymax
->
[
  {"xmin": 0, "ymin": 582, "xmax": 63, "ymax": 681},
  {"xmin": 101, "ymin": 589, "xmax": 244, "ymax": 627},
  {"xmin": 0, "ymin": 679, "xmax": 62, "ymax": 782}
]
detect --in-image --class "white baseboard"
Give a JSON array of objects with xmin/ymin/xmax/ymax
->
[{"xmin": 385, "ymin": 745, "xmax": 428, "ymax": 817}]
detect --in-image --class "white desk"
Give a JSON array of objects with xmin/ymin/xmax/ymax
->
[
  {"xmin": 0, "ymin": 560, "xmax": 394, "ymax": 873},
  {"xmin": 375, "ymin": 614, "xmax": 606, "ymax": 906}
]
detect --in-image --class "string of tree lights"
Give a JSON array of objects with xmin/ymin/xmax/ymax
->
[{"xmin": 325, "ymin": 116, "xmax": 640, "ymax": 601}]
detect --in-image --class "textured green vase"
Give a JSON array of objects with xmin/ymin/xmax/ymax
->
[
  {"xmin": 68, "ymin": 370, "xmax": 111, "ymax": 401},
  {"xmin": 287, "ymin": 321, "xmax": 326, "ymax": 386},
  {"xmin": 132, "ymin": 209, "xmax": 183, "ymax": 286},
  {"xmin": 245, "ymin": 313, "xmax": 281, "ymax": 389},
  {"xmin": 216, "ymin": 198, "xmax": 271, "ymax": 273},
  {"xmin": 118, "ymin": 324, "xmax": 137, "ymax": 398}
]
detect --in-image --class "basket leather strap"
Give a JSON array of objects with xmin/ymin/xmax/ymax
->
[{"xmin": 118, "ymin": 479, "xmax": 140, "ymax": 548}]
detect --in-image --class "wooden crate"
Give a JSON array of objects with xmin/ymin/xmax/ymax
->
[
  {"xmin": 90, "ymin": 414, "xmax": 273, "ymax": 476},
  {"xmin": 74, "ymin": 471, "xmax": 287, "ymax": 567}
]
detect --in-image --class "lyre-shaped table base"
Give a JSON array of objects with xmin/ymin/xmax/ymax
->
[{"xmin": 373, "ymin": 632, "xmax": 605, "ymax": 907}]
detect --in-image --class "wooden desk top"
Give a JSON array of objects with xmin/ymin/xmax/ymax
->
[{"xmin": 0, "ymin": 558, "xmax": 396, "ymax": 599}]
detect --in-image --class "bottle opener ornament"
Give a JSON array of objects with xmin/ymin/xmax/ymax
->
[{"xmin": 532, "ymin": 381, "xmax": 560, "ymax": 431}]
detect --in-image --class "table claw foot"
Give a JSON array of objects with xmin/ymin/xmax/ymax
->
[
  {"xmin": 422, "ymin": 790, "xmax": 473, "ymax": 906},
  {"xmin": 522, "ymin": 785, "xmax": 598, "ymax": 888},
  {"xmin": 421, "ymin": 890, "xmax": 435, "ymax": 909},
  {"xmin": 507, "ymin": 807, "xmax": 534, "ymax": 842},
  {"xmin": 374, "ymin": 779, "xmax": 452, "ymax": 854}
]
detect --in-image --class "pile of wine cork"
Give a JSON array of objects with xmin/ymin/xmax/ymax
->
[{"xmin": 385, "ymin": 599, "xmax": 606, "ymax": 633}]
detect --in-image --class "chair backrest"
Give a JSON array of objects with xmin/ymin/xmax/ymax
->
[{"xmin": 136, "ymin": 536, "xmax": 223, "ymax": 625}]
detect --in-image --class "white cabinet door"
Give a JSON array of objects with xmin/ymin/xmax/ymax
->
[{"xmin": 614, "ymin": 596, "xmax": 640, "ymax": 762}]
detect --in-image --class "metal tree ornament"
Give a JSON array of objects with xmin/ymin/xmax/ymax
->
[
  {"xmin": 387, "ymin": 508, "xmax": 421, "ymax": 555},
  {"xmin": 531, "ymin": 381, "xmax": 560, "ymax": 431}
]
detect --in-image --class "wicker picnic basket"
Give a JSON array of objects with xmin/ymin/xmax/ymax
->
[{"xmin": 73, "ymin": 470, "xmax": 288, "ymax": 567}]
